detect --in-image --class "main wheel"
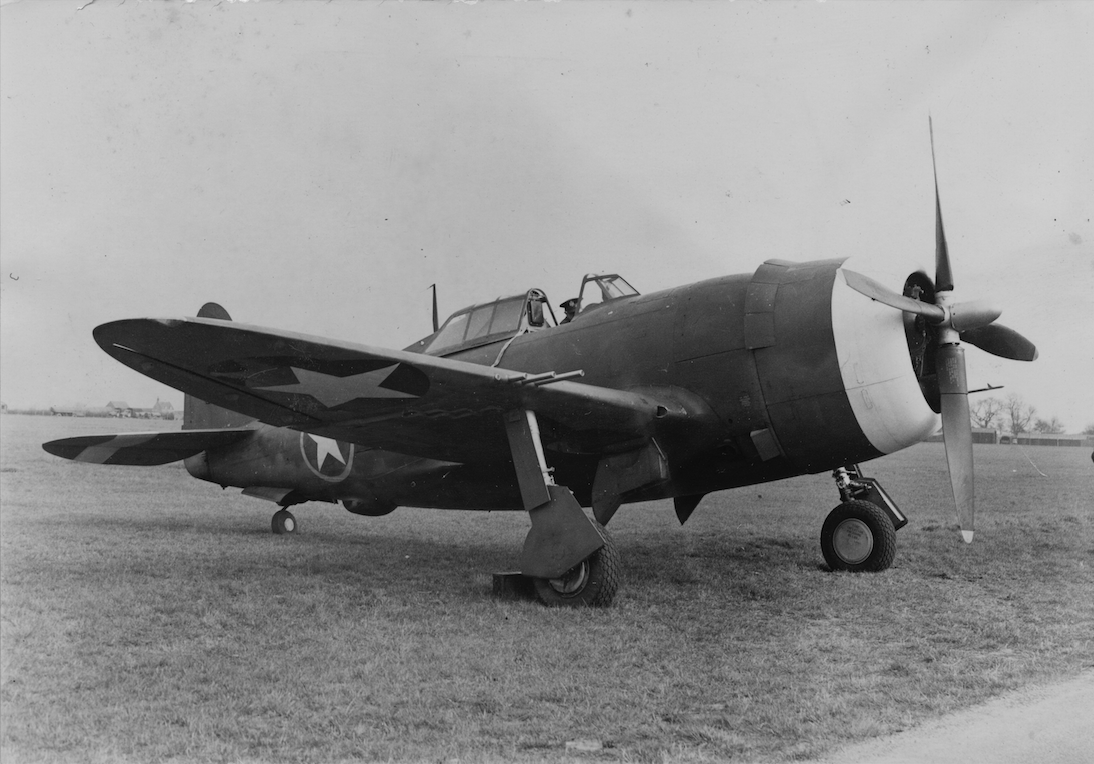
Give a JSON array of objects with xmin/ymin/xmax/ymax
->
[
  {"xmin": 821, "ymin": 499, "xmax": 896, "ymax": 572},
  {"xmin": 533, "ymin": 522, "xmax": 620, "ymax": 607},
  {"xmin": 271, "ymin": 508, "xmax": 297, "ymax": 535}
]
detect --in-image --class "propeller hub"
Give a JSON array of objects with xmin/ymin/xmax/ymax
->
[
  {"xmin": 933, "ymin": 290, "xmax": 960, "ymax": 344},
  {"xmin": 948, "ymin": 299, "xmax": 1002, "ymax": 333}
]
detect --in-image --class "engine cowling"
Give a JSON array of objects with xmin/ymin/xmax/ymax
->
[{"xmin": 744, "ymin": 258, "xmax": 938, "ymax": 473}]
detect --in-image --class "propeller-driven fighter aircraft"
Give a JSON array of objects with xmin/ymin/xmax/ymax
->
[{"xmin": 44, "ymin": 126, "xmax": 1037, "ymax": 607}]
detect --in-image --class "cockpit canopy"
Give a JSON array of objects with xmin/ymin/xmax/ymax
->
[
  {"xmin": 424, "ymin": 289, "xmax": 554, "ymax": 355},
  {"xmin": 576, "ymin": 273, "xmax": 639, "ymax": 314},
  {"xmin": 421, "ymin": 274, "xmax": 640, "ymax": 357}
]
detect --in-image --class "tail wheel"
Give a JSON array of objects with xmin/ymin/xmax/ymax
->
[
  {"xmin": 533, "ymin": 522, "xmax": 620, "ymax": 607},
  {"xmin": 271, "ymin": 508, "xmax": 297, "ymax": 535},
  {"xmin": 821, "ymin": 499, "xmax": 896, "ymax": 572}
]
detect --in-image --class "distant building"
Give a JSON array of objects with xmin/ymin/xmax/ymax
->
[
  {"xmin": 927, "ymin": 428, "xmax": 1092, "ymax": 447},
  {"xmin": 105, "ymin": 401, "xmax": 131, "ymax": 417},
  {"xmin": 50, "ymin": 399, "xmax": 180, "ymax": 418},
  {"xmin": 151, "ymin": 399, "xmax": 178, "ymax": 420},
  {"xmin": 998, "ymin": 432, "xmax": 1092, "ymax": 447},
  {"xmin": 1013, "ymin": 433, "xmax": 1087, "ymax": 447},
  {"xmin": 925, "ymin": 427, "xmax": 999, "ymax": 445},
  {"xmin": 52, "ymin": 404, "xmax": 109, "ymax": 417}
]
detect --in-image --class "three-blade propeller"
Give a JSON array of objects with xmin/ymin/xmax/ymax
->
[{"xmin": 842, "ymin": 119, "xmax": 1037, "ymax": 544}]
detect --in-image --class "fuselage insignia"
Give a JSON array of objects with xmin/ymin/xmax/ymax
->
[{"xmin": 300, "ymin": 433, "xmax": 354, "ymax": 481}]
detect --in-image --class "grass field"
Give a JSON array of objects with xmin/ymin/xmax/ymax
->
[{"xmin": 2, "ymin": 414, "xmax": 1092, "ymax": 763}]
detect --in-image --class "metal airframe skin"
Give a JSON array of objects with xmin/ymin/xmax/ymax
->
[
  {"xmin": 171, "ymin": 259, "xmax": 932, "ymax": 515},
  {"xmin": 43, "ymin": 125, "xmax": 1041, "ymax": 604},
  {"xmin": 43, "ymin": 257, "xmax": 948, "ymax": 604}
]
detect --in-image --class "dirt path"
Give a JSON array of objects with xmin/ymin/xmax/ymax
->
[{"xmin": 810, "ymin": 672, "xmax": 1094, "ymax": 764}]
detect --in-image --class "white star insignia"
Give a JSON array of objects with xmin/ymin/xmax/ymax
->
[
  {"xmin": 308, "ymin": 434, "xmax": 346, "ymax": 469},
  {"xmin": 255, "ymin": 365, "xmax": 417, "ymax": 407}
]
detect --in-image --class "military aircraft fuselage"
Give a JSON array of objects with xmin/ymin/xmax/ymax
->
[
  {"xmin": 44, "ymin": 129, "xmax": 1040, "ymax": 604},
  {"xmin": 190, "ymin": 257, "xmax": 937, "ymax": 514}
]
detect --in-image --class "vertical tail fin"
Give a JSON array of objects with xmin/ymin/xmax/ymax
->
[{"xmin": 182, "ymin": 303, "xmax": 257, "ymax": 431}]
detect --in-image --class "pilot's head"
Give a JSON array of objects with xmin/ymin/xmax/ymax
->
[{"xmin": 560, "ymin": 298, "xmax": 579, "ymax": 316}]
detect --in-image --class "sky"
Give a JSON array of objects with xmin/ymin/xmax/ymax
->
[{"xmin": 2, "ymin": 0, "xmax": 1092, "ymax": 430}]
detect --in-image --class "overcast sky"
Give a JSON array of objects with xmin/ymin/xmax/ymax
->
[{"xmin": 2, "ymin": 1, "xmax": 1091, "ymax": 429}]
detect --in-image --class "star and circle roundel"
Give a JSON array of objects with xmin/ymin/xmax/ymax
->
[{"xmin": 299, "ymin": 433, "xmax": 354, "ymax": 482}]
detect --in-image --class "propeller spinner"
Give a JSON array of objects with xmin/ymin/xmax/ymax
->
[{"xmin": 841, "ymin": 119, "xmax": 1037, "ymax": 544}]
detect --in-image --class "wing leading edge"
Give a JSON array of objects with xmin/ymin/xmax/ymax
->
[{"xmin": 93, "ymin": 317, "xmax": 680, "ymax": 463}]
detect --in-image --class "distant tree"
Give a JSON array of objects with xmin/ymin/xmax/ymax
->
[
  {"xmin": 1032, "ymin": 416, "xmax": 1066, "ymax": 434},
  {"xmin": 1004, "ymin": 393, "xmax": 1036, "ymax": 434},
  {"xmin": 969, "ymin": 396, "xmax": 1004, "ymax": 429},
  {"xmin": 1084, "ymin": 423, "xmax": 1094, "ymax": 436}
]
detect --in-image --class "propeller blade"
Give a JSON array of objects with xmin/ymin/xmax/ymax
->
[
  {"xmin": 961, "ymin": 324, "xmax": 1039, "ymax": 362},
  {"xmin": 841, "ymin": 269, "xmax": 946, "ymax": 322},
  {"xmin": 930, "ymin": 117, "xmax": 954, "ymax": 293},
  {"xmin": 936, "ymin": 343, "xmax": 974, "ymax": 543}
]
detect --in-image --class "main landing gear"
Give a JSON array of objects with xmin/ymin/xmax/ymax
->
[
  {"xmin": 531, "ymin": 520, "xmax": 621, "ymax": 607},
  {"xmin": 504, "ymin": 409, "xmax": 619, "ymax": 607},
  {"xmin": 821, "ymin": 465, "xmax": 906, "ymax": 572}
]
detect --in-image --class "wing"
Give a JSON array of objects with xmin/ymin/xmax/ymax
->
[
  {"xmin": 43, "ymin": 428, "xmax": 254, "ymax": 466},
  {"xmin": 93, "ymin": 318, "xmax": 678, "ymax": 463}
]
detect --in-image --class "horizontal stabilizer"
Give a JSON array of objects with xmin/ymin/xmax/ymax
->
[{"xmin": 42, "ymin": 428, "xmax": 254, "ymax": 466}]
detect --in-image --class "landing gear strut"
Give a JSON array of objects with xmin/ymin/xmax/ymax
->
[
  {"xmin": 503, "ymin": 409, "xmax": 618, "ymax": 607},
  {"xmin": 822, "ymin": 465, "xmax": 905, "ymax": 572}
]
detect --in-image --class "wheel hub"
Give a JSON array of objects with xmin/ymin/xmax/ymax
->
[
  {"xmin": 547, "ymin": 561, "xmax": 590, "ymax": 596},
  {"xmin": 832, "ymin": 518, "xmax": 874, "ymax": 564}
]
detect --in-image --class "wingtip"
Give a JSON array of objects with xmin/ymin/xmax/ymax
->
[{"xmin": 961, "ymin": 530, "xmax": 974, "ymax": 544}]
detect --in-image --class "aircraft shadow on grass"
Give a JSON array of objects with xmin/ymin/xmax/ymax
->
[{"xmin": 44, "ymin": 125, "xmax": 1037, "ymax": 607}]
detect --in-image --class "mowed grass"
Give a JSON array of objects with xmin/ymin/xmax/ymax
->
[{"xmin": 2, "ymin": 414, "xmax": 1092, "ymax": 764}]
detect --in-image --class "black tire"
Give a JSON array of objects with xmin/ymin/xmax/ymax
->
[
  {"xmin": 271, "ymin": 509, "xmax": 297, "ymax": 535},
  {"xmin": 533, "ymin": 522, "xmax": 620, "ymax": 607},
  {"xmin": 821, "ymin": 499, "xmax": 896, "ymax": 572}
]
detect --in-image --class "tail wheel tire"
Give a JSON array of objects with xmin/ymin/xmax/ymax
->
[
  {"xmin": 533, "ymin": 521, "xmax": 620, "ymax": 607},
  {"xmin": 821, "ymin": 499, "xmax": 896, "ymax": 572},
  {"xmin": 271, "ymin": 509, "xmax": 297, "ymax": 535}
]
